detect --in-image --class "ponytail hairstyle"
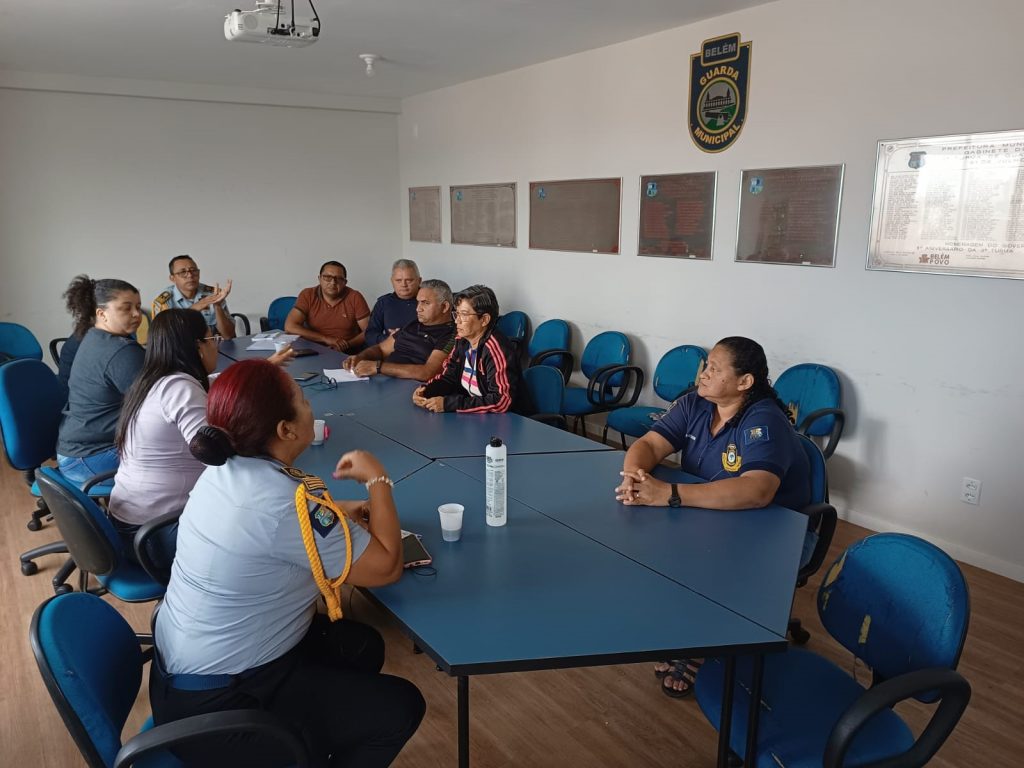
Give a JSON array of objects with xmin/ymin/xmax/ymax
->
[
  {"xmin": 63, "ymin": 275, "xmax": 140, "ymax": 339},
  {"xmin": 714, "ymin": 336, "xmax": 789, "ymax": 422},
  {"xmin": 189, "ymin": 359, "xmax": 296, "ymax": 465},
  {"xmin": 116, "ymin": 309, "xmax": 211, "ymax": 454}
]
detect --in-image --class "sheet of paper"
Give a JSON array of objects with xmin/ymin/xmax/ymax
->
[
  {"xmin": 247, "ymin": 333, "xmax": 299, "ymax": 350},
  {"xmin": 323, "ymin": 368, "xmax": 368, "ymax": 383}
]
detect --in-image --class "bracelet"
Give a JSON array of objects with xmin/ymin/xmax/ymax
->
[{"xmin": 365, "ymin": 475, "xmax": 393, "ymax": 490}]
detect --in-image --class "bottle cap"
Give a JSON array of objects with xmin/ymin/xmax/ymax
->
[{"xmin": 489, "ymin": 436, "xmax": 503, "ymax": 448}]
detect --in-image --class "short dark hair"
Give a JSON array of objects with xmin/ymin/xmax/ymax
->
[
  {"xmin": 169, "ymin": 255, "xmax": 195, "ymax": 275},
  {"xmin": 319, "ymin": 261, "xmax": 346, "ymax": 278},
  {"xmin": 454, "ymin": 284, "xmax": 499, "ymax": 332}
]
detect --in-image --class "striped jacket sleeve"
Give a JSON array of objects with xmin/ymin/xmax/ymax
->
[{"xmin": 446, "ymin": 335, "xmax": 514, "ymax": 414}]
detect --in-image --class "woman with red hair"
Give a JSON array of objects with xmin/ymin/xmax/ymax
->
[{"xmin": 151, "ymin": 359, "xmax": 424, "ymax": 767}]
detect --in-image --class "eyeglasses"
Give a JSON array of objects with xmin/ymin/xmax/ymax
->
[
  {"xmin": 301, "ymin": 373, "xmax": 338, "ymax": 392},
  {"xmin": 452, "ymin": 310, "xmax": 480, "ymax": 320},
  {"xmin": 319, "ymin": 274, "xmax": 347, "ymax": 284},
  {"xmin": 173, "ymin": 268, "xmax": 201, "ymax": 277},
  {"xmin": 201, "ymin": 334, "xmax": 223, "ymax": 344}
]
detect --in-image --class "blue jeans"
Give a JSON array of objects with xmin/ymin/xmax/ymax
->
[{"xmin": 56, "ymin": 448, "xmax": 119, "ymax": 491}]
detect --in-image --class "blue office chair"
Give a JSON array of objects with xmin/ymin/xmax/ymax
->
[
  {"xmin": 0, "ymin": 321, "xmax": 44, "ymax": 363},
  {"xmin": 774, "ymin": 363, "xmax": 845, "ymax": 460},
  {"xmin": 31, "ymin": 592, "xmax": 311, "ymax": 768},
  {"xmin": 36, "ymin": 467, "xmax": 166, "ymax": 602},
  {"xmin": 604, "ymin": 345, "xmax": 708, "ymax": 448},
  {"xmin": 232, "ymin": 313, "xmax": 252, "ymax": 335},
  {"xmin": 523, "ymin": 365, "xmax": 566, "ymax": 429},
  {"xmin": 696, "ymin": 533, "xmax": 972, "ymax": 767},
  {"xmin": 558, "ymin": 332, "xmax": 643, "ymax": 436},
  {"xmin": 260, "ymin": 296, "xmax": 298, "ymax": 332},
  {"xmin": 789, "ymin": 434, "xmax": 838, "ymax": 645},
  {"xmin": 495, "ymin": 311, "xmax": 529, "ymax": 354},
  {"xmin": 526, "ymin": 319, "xmax": 572, "ymax": 382}
]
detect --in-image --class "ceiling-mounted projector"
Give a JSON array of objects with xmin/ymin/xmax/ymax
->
[{"xmin": 224, "ymin": 1, "xmax": 320, "ymax": 47}]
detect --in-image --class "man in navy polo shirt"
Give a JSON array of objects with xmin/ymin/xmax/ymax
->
[
  {"xmin": 364, "ymin": 259, "xmax": 421, "ymax": 346},
  {"xmin": 342, "ymin": 279, "xmax": 455, "ymax": 382}
]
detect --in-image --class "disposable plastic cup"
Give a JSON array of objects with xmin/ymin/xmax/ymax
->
[
  {"xmin": 274, "ymin": 339, "xmax": 291, "ymax": 353},
  {"xmin": 438, "ymin": 503, "xmax": 464, "ymax": 542},
  {"xmin": 312, "ymin": 419, "xmax": 326, "ymax": 446}
]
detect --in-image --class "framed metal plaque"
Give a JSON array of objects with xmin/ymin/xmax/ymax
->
[
  {"xmin": 450, "ymin": 183, "xmax": 516, "ymax": 247},
  {"xmin": 735, "ymin": 164, "xmax": 844, "ymax": 267},
  {"xmin": 529, "ymin": 178, "xmax": 621, "ymax": 254},
  {"xmin": 409, "ymin": 186, "xmax": 441, "ymax": 243},
  {"xmin": 867, "ymin": 129, "xmax": 1024, "ymax": 279},
  {"xmin": 638, "ymin": 172, "xmax": 717, "ymax": 259}
]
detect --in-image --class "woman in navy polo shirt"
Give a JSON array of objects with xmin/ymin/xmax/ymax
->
[{"xmin": 614, "ymin": 336, "xmax": 810, "ymax": 697}]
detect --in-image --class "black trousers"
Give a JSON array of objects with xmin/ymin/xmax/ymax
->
[{"xmin": 150, "ymin": 615, "xmax": 426, "ymax": 768}]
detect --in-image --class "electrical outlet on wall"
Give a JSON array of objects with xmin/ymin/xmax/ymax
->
[{"xmin": 960, "ymin": 477, "xmax": 982, "ymax": 505}]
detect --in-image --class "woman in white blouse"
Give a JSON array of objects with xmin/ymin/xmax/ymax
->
[{"xmin": 109, "ymin": 308, "xmax": 291, "ymax": 554}]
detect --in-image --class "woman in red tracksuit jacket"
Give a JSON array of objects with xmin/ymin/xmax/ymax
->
[{"xmin": 413, "ymin": 284, "xmax": 532, "ymax": 415}]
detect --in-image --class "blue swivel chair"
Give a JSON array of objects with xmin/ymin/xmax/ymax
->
[
  {"xmin": 523, "ymin": 365, "xmax": 567, "ymax": 429},
  {"xmin": 36, "ymin": 467, "xmax": 166, "ymax": 602},
  {"xmin": 774, "ymin": 363, "xmax": 845, "ymax": 460},
  {"xmin": 526, "ymin": 319, "xmax": 572, "ymax": 382},
  {"xmin": 789, "ymin": 434, "xmax": 839, "ymax": 645},
  {"xmin": 495, "ymin": 311, "xmax": 529, "ymax": 354},
  {"xmin": 31, "ymin": 592, "xmax": 311, "ymax": 768},
  {"xmin": 260, "ymin": 296, "xmax": 298, "ymax": 332},
  {"xmin": 558, "ymin": 331, "xmax": 643, "ymax": 436},
  {"xmin": 696, "ymin": 533, "xmax": 972, "ymax": 767},
  {"xmin": 604, "ymin": 344, "xmax": 708, "ymax": 448},
  {"xmin": 0, "ymin": 321, "xmax": 44, "ymax": 363}
]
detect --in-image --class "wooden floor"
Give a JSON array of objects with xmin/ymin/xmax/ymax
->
[{"xmin": 3, "ymin": 458, "xmax": 1022, "ymax": 767}]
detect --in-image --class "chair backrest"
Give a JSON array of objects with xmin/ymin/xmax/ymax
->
[
  {"xmin": 134, "ymin": 310, "xmax": 150, "ymax": 346},
  {"xmin": 796, "ymin": 433, "xmax": 827, "ymax": 504},
  {"xmin": 267, "ymin": 296, "xmax": 298, "ymax": 331},
  {"xmin": 495, "ymin": 311, "xmax": 529, "ymax": 346},
  {"xmin": 581, "ymin": 331, "xmax": 630, "ymax": 386},
  {"xmin": 774, "ymin": 363, "xmax": 841, "ymax": 436},
  {"xmin": 652, "ymin": 345, "xmax": 707, "ymax": 403},
  {"xmin": 31, "ymin": 592, "xmax": 144, "ymax": 768},
  {"xmin": 818, "ymin": 533, "xmax": 970, "ymax": 702},
  {"xmin": 37, "ymin": 467, "xmax": 123, "ymax": 577},
  {"xmin": 0, "ymin": 359, "xmax": 65, "ymax": 471},
  {"xmin": 527, "ymin": 319, "xmax": 571, "ymax": 369},
  {"xmin": 0, "ymin": 321, "xmax": 44, "ymax": 362},
  {"xmin": 524, "ymin": 365, "xmax": 565, "ymax": 415}
]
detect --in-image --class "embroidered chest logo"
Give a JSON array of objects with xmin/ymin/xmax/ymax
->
[{"xmin": 722, "ymin": 442, "xmax": 742, "ymax": 472}]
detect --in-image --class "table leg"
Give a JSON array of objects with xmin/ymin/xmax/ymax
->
[
  {"xmin": 717, "ymin": 657, "xmax": 737, "ymax": 768},
  {"xmin": 743, "ymin": 654, "xmax": 764, "ymax": 766},
  {"xmin": 458, "ymin": 675, "xmax": 469, "ymax": 768}
]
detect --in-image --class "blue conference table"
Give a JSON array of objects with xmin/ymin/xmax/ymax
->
[
  {"xmin": 445, "ymin": 451, "xmax": 808, "ymax": 636},
  {"xmin": 369, "ymin": 462, "xmax": 789, "ymax": 768}
]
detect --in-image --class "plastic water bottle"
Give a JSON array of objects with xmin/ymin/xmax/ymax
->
[{"xmin": 485, "ymin": 436, "xmax": 507, "ymax": 527}]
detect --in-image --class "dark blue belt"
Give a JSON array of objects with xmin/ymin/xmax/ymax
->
[{"xmin": 156, "ymin": 648, "xmax": 266, "ymax": 692}]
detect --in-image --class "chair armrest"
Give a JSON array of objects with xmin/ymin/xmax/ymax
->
[
  {"xmin": 587, "ymin": 365, "xmax": 645, "ymax": 408},
  {"xmin": 114, "ymin": 709, "xmax": 310, "ymax": 768},
  {"xmin": 231, "ymin": 313, "xmax": 251, "ymax": 336},
  {"xmin": 530, "ymin": 413, "xmax": 568, "ymax": 429},
  {"xmin": 49, "ymin": 337, "xmax": 68, "ymax": 366},
  {"xmin": 134, "ymin": 509, "xmax": 183, "ymax": 586},
  {"xmin": 259, "ymin": 316, "xmax": 270, "ymax": 332},
  {"xmin": 824, "ymin": 667, "xmax": 971, "ymax": 768},
  {"xmin": 529, "ymin": 348, "xmax": 574, "ymax": 384},
  {"xmin": 798, "ymin": 407, "xmax": 846, "ymax": 460},
  {"xmin": 81, "ymin": 469, "xmax": 117, "ymax": 494},
  {"xmin": 795, "ymin": 502, "xmax": 837, "ymax": 584}
]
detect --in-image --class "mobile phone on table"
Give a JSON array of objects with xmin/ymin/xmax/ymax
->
[
  {"xmin": 402, "ymin": 533, "xmax": 433, "ymax": 569},
  {"xmin": 292, "ymin": 348, "xmax": 319, "ymax": 357},
  {"xmin": 293, "ymin": 371, "xmax": 319, "ymax": 382}
]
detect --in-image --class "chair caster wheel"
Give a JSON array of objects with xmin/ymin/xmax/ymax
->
[
  {"xmin": 54, "ymin": 584, "xmax": 74, "ymax": 596},
  {"xmin": 27, "ymin": 519, "xmax": 43, "ymax": 532},
  {"xmin": 790, "ymin": 626, "xmax": 810, "ymax": 645},
  {"xmin": 21, "ymin": 561, "xmax": 39, "ymax": 576}
]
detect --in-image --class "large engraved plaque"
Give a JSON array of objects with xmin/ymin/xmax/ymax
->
[
  {"xmin": 451, "ymin": 183, "xmax": 516, "ymax": 247},
  {"xmin": 638, "ymin": 172, "xmax": 717, "ymax": 259},
  {"xmin": 529, "ymin": 178, "xmax": 621, "ymax": 254},
  {"xmin": 409, "ymin": 186, "xmax": 441, "ymax": 243}
]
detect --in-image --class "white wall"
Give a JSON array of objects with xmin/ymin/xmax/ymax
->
[
  {"xmin": 0, "ymin": 88, "xmax": 403, "ymax": 341},
  {"xmin": 398, "ymin": 0, "xmax": 1024, "ymax": 580}
]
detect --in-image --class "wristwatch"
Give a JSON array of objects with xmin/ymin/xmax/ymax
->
[{"xmin": 668, "ymin": 483, "xmax": 682, "ymax": 508}]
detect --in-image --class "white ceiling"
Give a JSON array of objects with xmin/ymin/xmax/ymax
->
[{"xmin": 0, "ymin": 0, "xmax": 774, "ymax": 102}]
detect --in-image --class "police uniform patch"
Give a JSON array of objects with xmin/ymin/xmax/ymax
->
[
  {"xmin": 688, "ymin": 33, "xmax": 752, "ymax": 154},
  {"xmin": 722, "ymin": 442, "xmax": 742, "ymax": 472},
  {"xmin": 744, "ymin": 426, "xmax": 769, "ymax": 445},
  {"xmin": 310, "ymin": 504, "xmax": 338, "ymax": 538}
]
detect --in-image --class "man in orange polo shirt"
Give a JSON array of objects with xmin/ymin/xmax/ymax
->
[{"xmin": 285, "ymin": 261, "xmax": 371, "ymax": 352}]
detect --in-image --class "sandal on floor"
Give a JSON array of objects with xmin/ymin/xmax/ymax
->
[
  {"xmin": 661, "ymin": 659, "xmax": 703, "ymax": 699},
  {"xmin": 653, "ymin": 660, "xmax": 678, "ymax": 679}
]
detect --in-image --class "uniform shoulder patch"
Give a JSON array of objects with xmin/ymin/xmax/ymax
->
[
  {"xmin": 744, "ymin": 426, "xmax": 770, "ymax": 445},
  {"xmin": 152, "ymin": 290, "xmax": 173, "ymax": 311}
]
